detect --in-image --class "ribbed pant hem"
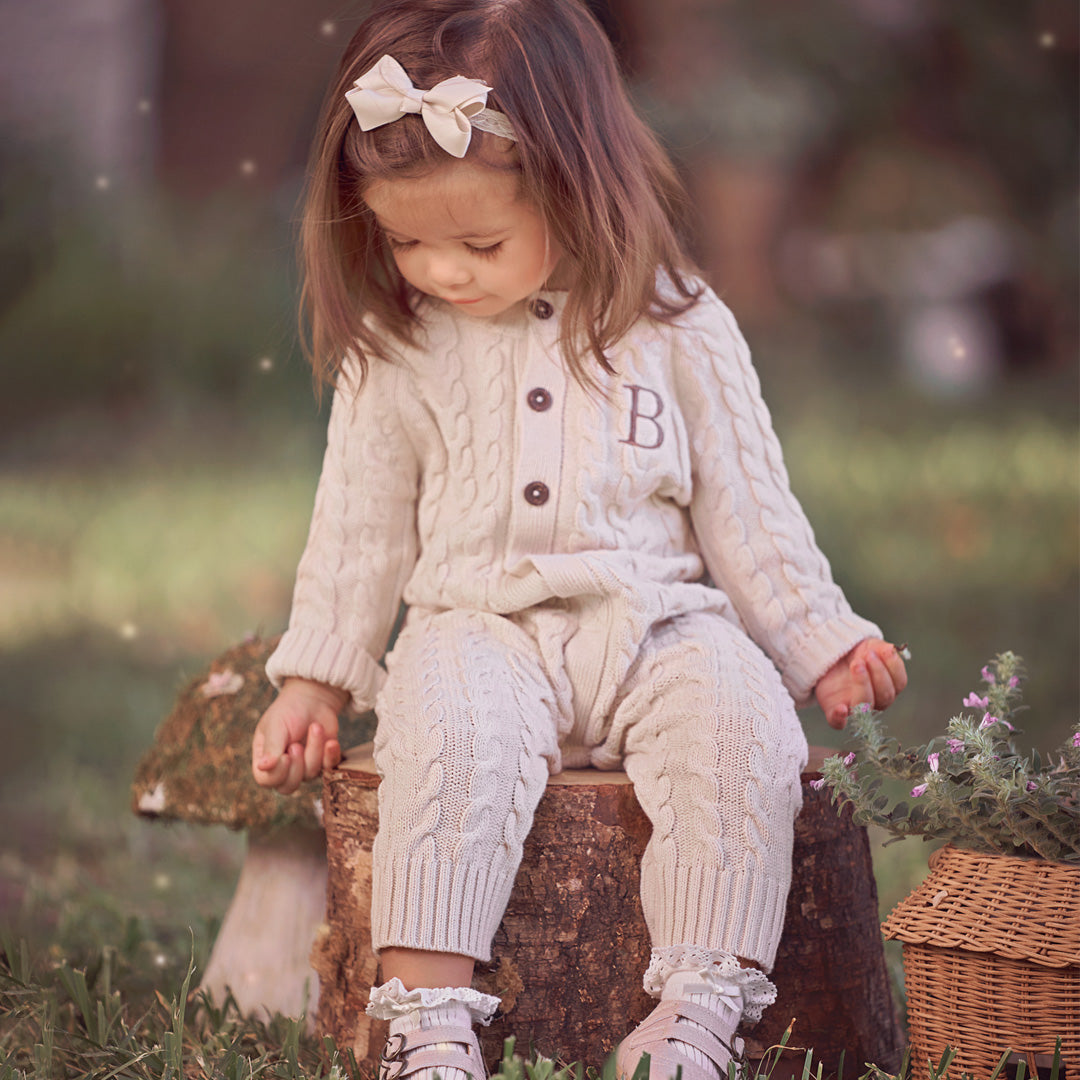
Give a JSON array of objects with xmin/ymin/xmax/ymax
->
[
  {"xmin": 645, "ymin": 865, "xmax": 789, "ymax": 972},
  {"xmin": 371, "ymin": 854, "xmax": 519, "ymax": 963}
]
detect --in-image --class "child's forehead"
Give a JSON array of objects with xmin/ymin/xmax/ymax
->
[{"xmin": 365, "ymin": 162, "xmax": 525, "ymax": 235}]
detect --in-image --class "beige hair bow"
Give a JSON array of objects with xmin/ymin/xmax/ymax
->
[{"xmin": 345, "ymin": 54, "xmax": 516, "ymax": 158}]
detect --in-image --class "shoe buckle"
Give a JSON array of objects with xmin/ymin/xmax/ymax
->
[{"xmin": 379, "ymin": 1033, "xmax": 407, "ymax": 1080}]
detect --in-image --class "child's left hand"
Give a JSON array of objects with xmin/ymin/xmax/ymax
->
[{"xmin": 815, "ymin": 638, "xmax": 907, "ymax": 730}]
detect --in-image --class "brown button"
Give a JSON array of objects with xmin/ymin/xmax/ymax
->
[
  {"xmin": 527, "ymin": 387, "xmax": 552, "ymax": 412},
  {"xmin": 529, "ymin": 298, "xmax": 554, "ymax": 320},
  {"xmin": 524, "ymin": 481, "xmax": 549, "ymax": 506}
]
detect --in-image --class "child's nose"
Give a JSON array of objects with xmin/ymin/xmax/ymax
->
[{"xmin": 427, "ymin": 252, "xmax": 472, "ymax": 287}]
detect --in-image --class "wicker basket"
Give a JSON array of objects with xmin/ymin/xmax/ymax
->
[{"xmin": 882, "ymin": 844, "xmax": 1079, "ymax": 1077}]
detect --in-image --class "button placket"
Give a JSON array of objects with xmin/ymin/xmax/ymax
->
[{"xmin": 507, "ymin": 312, "xmax": 565, "ymax": 559}]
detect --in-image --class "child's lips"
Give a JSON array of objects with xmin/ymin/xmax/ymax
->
[{"xmin": 446, "ymin": 295, "xmax": 484, "ymax": 305}]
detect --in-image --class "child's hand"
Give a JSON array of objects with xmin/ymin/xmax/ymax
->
[
  {"xmin": 251, "ymin": 678, "xmax": 348, "ymax": 794},
  {"xmin": 814, "ymin": 639, "xmax": 908, "ymax": 730}
]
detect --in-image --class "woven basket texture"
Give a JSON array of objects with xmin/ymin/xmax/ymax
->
[{"xmin": 882, "ymin": 844, "xmax": 1079, "ymax": 1076}]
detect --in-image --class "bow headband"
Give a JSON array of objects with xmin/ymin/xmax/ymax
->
[{"xmin": 345, "ymin": 54, "xmax": 517, "ymax": 158}]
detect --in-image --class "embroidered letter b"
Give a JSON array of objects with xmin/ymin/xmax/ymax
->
[{"xmin": 619, "ymin": 385, "xmax": 665, "ymax": 449}]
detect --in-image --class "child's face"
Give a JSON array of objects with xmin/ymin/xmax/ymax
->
[{"xmin": 365, "ymin": 161, "xmax": 561, "ymax": 318}]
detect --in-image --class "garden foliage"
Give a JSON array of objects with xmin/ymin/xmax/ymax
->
[{"xmin": 818, "ymin": 653, "xmax": 1080, "ymax": 863}]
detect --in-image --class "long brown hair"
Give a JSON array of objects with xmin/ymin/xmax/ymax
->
[{"xmin": 301, "ymin": 0, "xmax": 702, "ymax": 392}]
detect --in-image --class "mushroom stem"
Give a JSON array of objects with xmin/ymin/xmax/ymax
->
[{"xmin": 200, "ymin": 823, "xmax": 327, "ymax": 1029}]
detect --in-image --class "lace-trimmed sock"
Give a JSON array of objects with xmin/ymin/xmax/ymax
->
[
  {"xmin": 617, "ymin": 947, "xmax": 778, "ymax": 1080},
  {"xmin": 658, "ymin": 969, "xmax": 741, "ymax": 1079},
  {"xmin": 386, "ymin": 1001, "xmax": 478, "ymax": 1080},
  {"xmin": 367, "ymin": 979, "xmax": 499, "ymax": 1080}
]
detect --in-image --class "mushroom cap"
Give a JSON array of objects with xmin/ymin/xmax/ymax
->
[{"xmin": 131, "ymin": 636, "xmax": 374, "ymax": 830}]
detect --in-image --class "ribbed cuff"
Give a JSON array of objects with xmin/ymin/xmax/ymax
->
[
  {"xmin": 265, "ymin": 626, "xmax": 386, "ymax": 712},
  {"xmin": 645, "ymin": 865, "xmax": 789, "ymax": 972},
  {"xmin": 371, "ymin": 855, "xmax": 519, "ymax": 963},
  {"xmin": 782, "ymin": 614, "xmax": 882, "ymax": 707}
]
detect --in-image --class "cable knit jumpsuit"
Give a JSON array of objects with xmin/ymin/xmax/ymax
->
[{"xmin": 267, "ymin": 281, "xmax": 880, "ymax": 977}]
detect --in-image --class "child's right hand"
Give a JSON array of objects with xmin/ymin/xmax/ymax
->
[{"xmin": 251, "ymin": 677, "xmax": 348, "ymax": 794}]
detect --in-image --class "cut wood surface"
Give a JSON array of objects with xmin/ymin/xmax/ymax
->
[{"xmin": 314, "ymin": 745, "xmax": 903, "ymax": 1074}]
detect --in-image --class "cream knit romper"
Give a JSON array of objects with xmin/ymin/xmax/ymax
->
[{"xmin": 267, "ymin": 281, "xmax": 880, "ymax": 972}]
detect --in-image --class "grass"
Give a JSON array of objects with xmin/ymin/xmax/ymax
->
[
  {"xmin": 1, "ymin": 932, "xmax": 1069, "ymax": 1079},
  {"xmin": 1, "ymin": 932, "xmax": 347, "ymax": 1080}
]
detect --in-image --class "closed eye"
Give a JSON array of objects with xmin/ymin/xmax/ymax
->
[
  {"xmin": 385, "ymin": 236, "xmax": 417, "ymax": 252},
  {"xmin": 466, "ymin": 241, "xmax": 503, "ymax": 258}
]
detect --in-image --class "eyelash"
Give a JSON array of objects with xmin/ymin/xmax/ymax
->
[
  {"xmin": 467, "ymin": 242, "xmax": 503, "ymax": 259},
  {"xmin": 384, "ymin": 237, "xmax": 503, "ymax": 258}
]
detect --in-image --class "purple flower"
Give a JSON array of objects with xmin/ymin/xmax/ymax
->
[
  {"xmin": 1008, "ymin": 676, "xmax": 1019, "ymax": 689},
  {"xmin": 963, "ymin": 692, "xmax": 989, "ymax": 709},
  {"xmin": 911, "ymin": 783, "xmax": 928, "ymax": 798},
  {"xmin": 927, "ymin": 752, "xmax": 940, "ymax": 773},
  {"xmin": 844, "ymin": 752, "xmax": 856, "ymax": 767},
  {"xmin": 947, "ymin": 738, "xmax": 965, "ymax": 753},
  {"xmin": 1073, "ymin": 732, "xmax": 1080, "ymax": 749},
  {"xmin": 810, "ymin": 777, "xmax": 827, "ymax": 790},
  {"xmin": 981, "ymin": 666, "xmax": 996, "ymax": 684},
  {"xmin": 1027, "ymin": 781, "xmax": 1038, "ymax": 792},
  {"xmin": 980, "ymin": 713, "xmax": 1003, "ymax": 730}
]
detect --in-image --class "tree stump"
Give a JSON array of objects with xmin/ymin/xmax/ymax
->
[{"xmin": 313, "ymin": 745, "xmax": 904, "ymax": 1075}]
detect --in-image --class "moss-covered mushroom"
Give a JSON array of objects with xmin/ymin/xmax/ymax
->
[{"xmin": 132, "ymin": 635, "xmax": 373, "ymax": 1026}]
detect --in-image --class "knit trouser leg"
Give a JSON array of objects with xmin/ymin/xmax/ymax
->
[
  {"xmin": 371, "ymin": 608, "xmax": 560, "ymax": 962},
  {"xmin": 607, "ymin": 612, "xmax": 808, "ymax": 971}
]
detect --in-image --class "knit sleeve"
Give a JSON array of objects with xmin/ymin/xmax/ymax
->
[
  {"xmin": 674, "ymin": 292, "xmax": 881, "ymax": 706},
  {"xmin": 266, "ymin": 357, "xmax": 420, "ymax": 712}
]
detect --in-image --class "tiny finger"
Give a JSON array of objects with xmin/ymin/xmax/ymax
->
[
  {"xmin": 884, "ymin": 646, "xmax": 909, "ymax": 692},
  {"xmin": 252, "ymin": 727, "xmax": 289, "ymax": 778},
  {"xmin": 304, "ymin": 723, "xmax": 325, "ymax": 780},
  {"xmin": 253, "ymin": 754, "xmax": 287, "ymax": 788},
  {"xmin": 850, "ymin": 660, "xmax": 873, "ymax": 705},
  {"xmin": 276, "ymin": 742, "xmax": 304, "ymax": 795},
  {"xmin": 866, "ymin": 651, "xmax": 897, "ymax": 708},
  {"xmin": 323, "ymin": 738, "xmax": 342, "ymax": 772}
]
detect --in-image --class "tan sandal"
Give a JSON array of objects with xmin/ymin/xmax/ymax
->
[
  {"xmin": 615, "ymin": 1000, "xmax": 735, "ymax": 1080},
  {"xmin": 378, "ymin": 1025, "xmax": 486, "ymax": 1080}
]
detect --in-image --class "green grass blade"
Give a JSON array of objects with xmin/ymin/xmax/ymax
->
[
  {"xmin": 1049, "ymin": 1038, "xmax": 1062, "ymax": 1080},
  {"xmin": 986, "ymin": 1048, "xmax": 1011, "ymax": 1080},
  {"xmin": 930, "ymin": 1047, "xmax": 956, "ymax": 1080}
]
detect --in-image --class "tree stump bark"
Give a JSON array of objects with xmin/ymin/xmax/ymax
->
[{"xmin": 313, "ymin": 745, "xmax": 903, "ymax": 1075}]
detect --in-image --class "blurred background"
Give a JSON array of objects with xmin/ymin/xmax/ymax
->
[{"xmin": 1, "ymin": 0, "xmax": 1077, "ymax": 1024}]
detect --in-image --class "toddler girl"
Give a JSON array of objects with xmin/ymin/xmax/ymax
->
[{"xmin": 252, "ymin": 1, "xmax": 907, "ymax": 1077}]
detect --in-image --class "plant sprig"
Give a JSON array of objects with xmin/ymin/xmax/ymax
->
[{"xmin": 815, "ymin": 652, "xmax": 1080, "ymax": 864}]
